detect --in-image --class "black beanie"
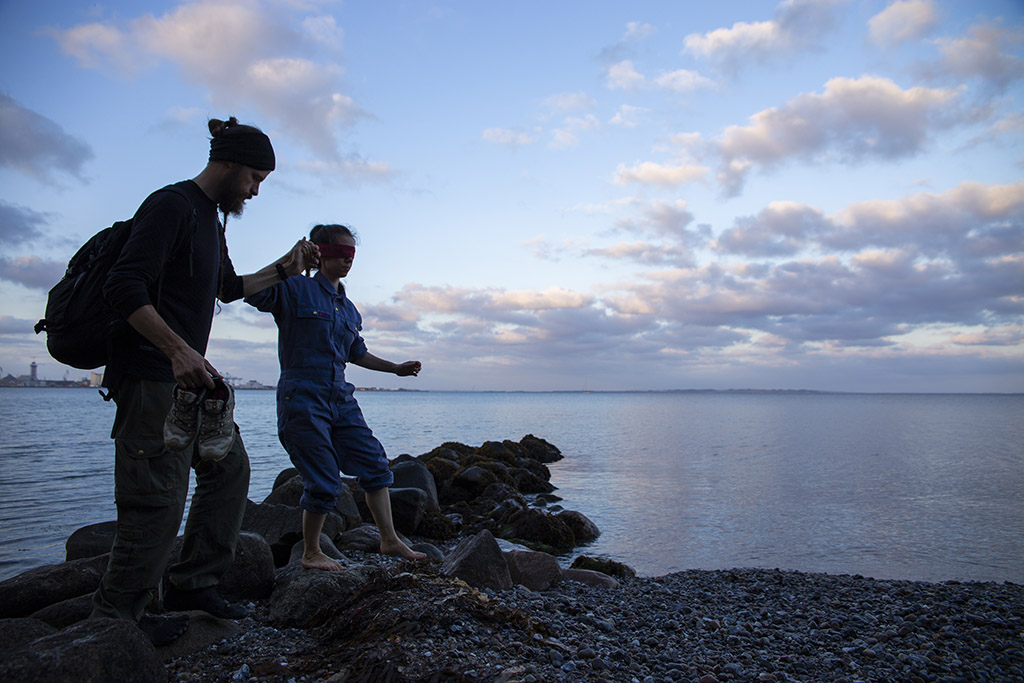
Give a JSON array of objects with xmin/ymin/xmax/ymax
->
[{"xmin": 209, "ymin": 125, "xmax": 276, "ymax": 171}]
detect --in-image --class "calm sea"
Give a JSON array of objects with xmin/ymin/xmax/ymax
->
[{"xmin": 1, "ymin": 388, "xmax": 1022, "ymax": 584}]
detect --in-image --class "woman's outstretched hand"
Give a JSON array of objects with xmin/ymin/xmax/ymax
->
[{"xmin": 395, "ymin": 361, "xmax": 422, "ymax": 377}]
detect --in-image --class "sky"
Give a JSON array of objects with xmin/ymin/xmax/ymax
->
[{"xmin": 1, "ymin": 0, "xmax": 1022, "ymax": 393}]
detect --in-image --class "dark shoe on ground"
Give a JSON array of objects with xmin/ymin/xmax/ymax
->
[
  {"xmin": 164, "ymin": 585, "xmax": 248, "ymax": 619},
  {"xmin": 164, "ymin": 385, "xmax": 205, "ymax": 450},
  {"xmin": 138, "ymin": 613, "xmax": 190, "ymax": 646},
  {"xmin": 197, "ymin": 379, "xmax": 236, "ymax": 461}
]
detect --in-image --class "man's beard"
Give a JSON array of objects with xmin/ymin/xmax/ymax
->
[{"xmin": 219, "ymin": 195, "xmax": 246, "ymax": 217}]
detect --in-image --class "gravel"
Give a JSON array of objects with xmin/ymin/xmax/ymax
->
[{"xmin": 166, "ymin": 559, "xmax": 1024, "ymax": 682}]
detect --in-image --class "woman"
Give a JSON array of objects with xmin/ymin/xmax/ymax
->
[{"xmin": 246, "ymin": 224, "xmax": 425, "ymax": 570}]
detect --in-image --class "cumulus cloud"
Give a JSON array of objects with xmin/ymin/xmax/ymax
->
[
  {"xmin": 716, "ymin": 75, "xmax": 963, "ymax": 195},
  {"xmin": 922, "ymin": 23, "xmax": 1024, "ymax": 92},
  {"xmin": 868, "ymin": 0, "xmax": 938, "ymax": 46},
  {"xmin": 584, "ymin": 241, "xmax": 696, "ymax": 267},
  {"xmin": 0, "ymin": 94, "xmax": 94, "ymax": 183},
  {"xmin": 613, "ymin": 161, "xmax": 708, "ymax": 187},
  {"xmin": 0, "ymin": 256, "xmax": 67, "ymax": 290},
  {"xmin": 0, "ymin": 202, "xmax": 49, "ymax": 246},
  {"xmin": 714, "ymin": 181, "xmax": 1024, "ymax": 263},
  {"xmin": 683, "ymin": 0, "xmax": 848, "ymax": 70},
  {"xmin": 609, "ymin": 104, "xmax": 648, "ymax": 128},
  {"xmin": 653, "ymin": 70, "xmax": 715, "ymax": 93},
  {"xmin": 482, "ymin": 127, "xmax": 538, "ymax": 147},
  {"xmin": 550, "ymin": 115, "xmax": 600, "ymax": 149},
  {"xmin": 51, "ymin": 0, "xmax": 366, "ymax": 163},
  {"xmin": 543, "ymin": 91, "xmax": 596, "ymax": 114},
  {"xmin": 606, "ymin": 60, "xmax": 645, "ymax": 90}
]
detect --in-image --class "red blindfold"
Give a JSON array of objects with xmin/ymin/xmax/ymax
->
[{"xmin": 317, "ymin": 243, "xmax": 356, "ymax": 259}]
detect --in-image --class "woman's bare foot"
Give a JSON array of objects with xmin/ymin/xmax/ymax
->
[
  {"xmin": 302, "ymin": 550, "xmax": 344, "ymax": 571},
  {"xmin": 381, "ymin": 538, "xmax": 427, "ymax": 560}
]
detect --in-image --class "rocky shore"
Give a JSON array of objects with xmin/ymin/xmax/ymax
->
[{"xmin": 1, "ymin": 435, "xmax": 1022, "ymax": 682}]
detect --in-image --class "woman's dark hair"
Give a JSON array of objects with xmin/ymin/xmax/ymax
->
[{"xmin": 310, "ymin": 223, "xmax": 358, "ymax": 244}]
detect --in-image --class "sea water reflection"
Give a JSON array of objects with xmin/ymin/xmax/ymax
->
[{"xmin": 1, "ymin": 388, "xmax": 1021, "ymax": 583}]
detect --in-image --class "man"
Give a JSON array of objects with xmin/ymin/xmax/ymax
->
[{"xmin": 91, "ymin": 117, "xmax": 316, "ymax": 646}]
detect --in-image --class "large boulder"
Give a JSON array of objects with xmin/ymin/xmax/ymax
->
[
  {"xmin": 264, "ymin": 475, "xmax": 361, "ymax": 531},
  {"xmin": 30, "ymin": 594, "xmax": 94, "ymax": 629},
  {"xmin": 336, "ymin": 525, "xmax": 381, "ymax": 554},
  {"xmin": 241, "ymin": 500, "xmax": 345, "ymax": 566},
  {"xmin": 504, "ymin": 549, "xmax": 562, "ymax": 592},
  {"xmin": 0, "ymin": 618, "xmax": 164, "ymax": 683},
  {"xmin": 502, "ymin": 508, "xmax": 576, "ymax": 553},
  {"xmin": 520, "ymin": 434, "xmax": 563, "ymax": 463},
  {"xmin": 0, "ymin": 554, "xmax": 109, "ymax": 618},
  {"xmin": 65, "ymin": 521, "xmax": 117, "ymax": 561},
  {"xmin": 0, "ymin": 618, "xmax": 58, "ymax": 653},
  {"xmin": 217, "ymin": 531, "xmax": 276, "ymax": 601},
  {"xmin": 440, "ymin": 530, "xmax": 512, "ymax": 591},
  {"xmin": 272, "ymin": 467, "xmax": 299, "ymax": 491},
  {"xmin": 262, "ymin": 475, "xmax": 305, "ymax": 506},
  {"xmin": 268, "ymin": 563, "xmax": 375, "ymax": 627},
  {"xmin": 557, "ymin": 510, "xmax": 601, "ymax": 544},
  {"xmin": 388, "ymin": 487, "xmax": 428, "ymax": 534},
  {"xmin": 390, "ymin": 455, "xmax": 440, "ymax": 512}
]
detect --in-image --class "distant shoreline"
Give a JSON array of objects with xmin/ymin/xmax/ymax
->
[{"xmin": 0, "ymin": 385, "xmax": 1019, "ymax": 396}]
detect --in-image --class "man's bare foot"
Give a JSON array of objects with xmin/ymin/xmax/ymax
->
[
  {"xmin": 302, "ymin": 550, "xmax": 344, "ymax": 571},
  {"xmin": 381, "ymin": 538, "xmax": 428, "ymax": 560}
]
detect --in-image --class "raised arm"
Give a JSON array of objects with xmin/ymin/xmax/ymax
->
[
  {"xmin": 239, "ymin": 238, "xmax": 320, "ymax": 297},
  {"xmin": 351, "ymin": 352, "xmax": 421, "ymax": 377}
]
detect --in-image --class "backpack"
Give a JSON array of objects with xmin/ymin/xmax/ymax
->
[{"xmin": 33, "ymin": 186, "xmax": 197, "ymax": 370}]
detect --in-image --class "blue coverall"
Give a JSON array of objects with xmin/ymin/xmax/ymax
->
[{"xmin": 245, "ymin": 271, "xmax": 394, "ymax": 514}]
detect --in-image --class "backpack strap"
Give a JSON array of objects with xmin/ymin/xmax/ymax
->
[{"xmin": 152, "ymin": 185, "xmax": 200, "ymax": 315}]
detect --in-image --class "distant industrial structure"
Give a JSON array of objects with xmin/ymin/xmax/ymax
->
[{"xmin": 0, "ymin": 364, "xmax": 272, "ymax": 389}]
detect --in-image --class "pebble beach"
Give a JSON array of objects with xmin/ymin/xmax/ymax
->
[{"xmin": 165, "ymin": 557, "xmax": 1024, "ymax": 683}]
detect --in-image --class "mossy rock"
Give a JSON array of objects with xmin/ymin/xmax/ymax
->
[
  {"xmin": 502, "ymin": 508, "xmax": 575, "ymax": 553},
  {"xmin": 570, "ymin": 555, "xmax": 636, "ymax": 579},
  {"xmin": 520, "ymin": 434, "xmax": 563, "ymax": 463}
]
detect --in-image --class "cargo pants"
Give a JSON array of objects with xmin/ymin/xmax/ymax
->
[{"xmin": 90, "ymin": 377, "xmax": 250, "ymax": 622}]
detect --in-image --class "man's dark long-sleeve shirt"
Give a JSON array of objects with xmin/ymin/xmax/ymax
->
[{"xmin": 102, "ymin": 180, "xmax": 245, "ymax": 390}]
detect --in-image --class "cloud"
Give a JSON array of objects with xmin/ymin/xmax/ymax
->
[
  {"xmin": 609, "ymin": 104, "xmax": 648, "ymax": 128},
  {"xmin": 922, "ymin": 23, "xmax": 1024, "ymax": 92},
  {"xmin": 653, "ymin": 69, "xmax": 714, "ymax": 93},
  {"xmin": 716, "ymin": 75, "xmax": 963, "ymax": 195},
  {"xmin": 868, "ymin": 0, "xmax": 938, "ymax": 46},
  {"xmin": 482, "ymin": 127, "xmax": 538, "ymax": 147},
  {"xmin": 0, "ymin": 256, "xmax": 67, "ymax": 290},
  {"xmin": 0, "ymin": 94, "xmax": 94, "ymax": 183},
  {"xmin": 584, "ymin": 241, "xmax": 697, "ymax": 267},
  {"xmin": 51, "ymin": 0, "xmax": 365, "ymax": 163},
  {"xmin": 0, "ymin": 202, "xmax": 50, "ymax": 246},
  {"xmin": 715, "ymin": 181, "xmax": 1024, "ymax": 260},
  {"xmin": 605, "ymin": 60, "xmax": 646, "ymax": 91},
  {"xmin": 715, "ymin": 202, "xmax": 830, "ymax": 256},
  {"xmin": 293, "ymin": 156, "xmax": 395, "ymax": 183},
  {"xmin": 624, "ymin": 22, "xmax": 656, "ymax": 41},
  {"xmin": 683, "ymin": 0, "xmax": 848, "ymax": 70},
  {"xmin": 613, "ymin": 161, "xmax": 708, "ymax": 187},
  {"xmin": 0, "ymin": 315, "xmax": 37, "ymax": 335},
  {"xmin": 542, "ymin": 91, "xmax": 596, "ymax": 114},
  {"xmin": 550, "ymin": 115, "xmax": 600, "ymax": 149}
]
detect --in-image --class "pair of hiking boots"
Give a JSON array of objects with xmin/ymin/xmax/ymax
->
[{"xmin": 163, "ymin": 379, "xmax": 236, "ymax": 461}]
